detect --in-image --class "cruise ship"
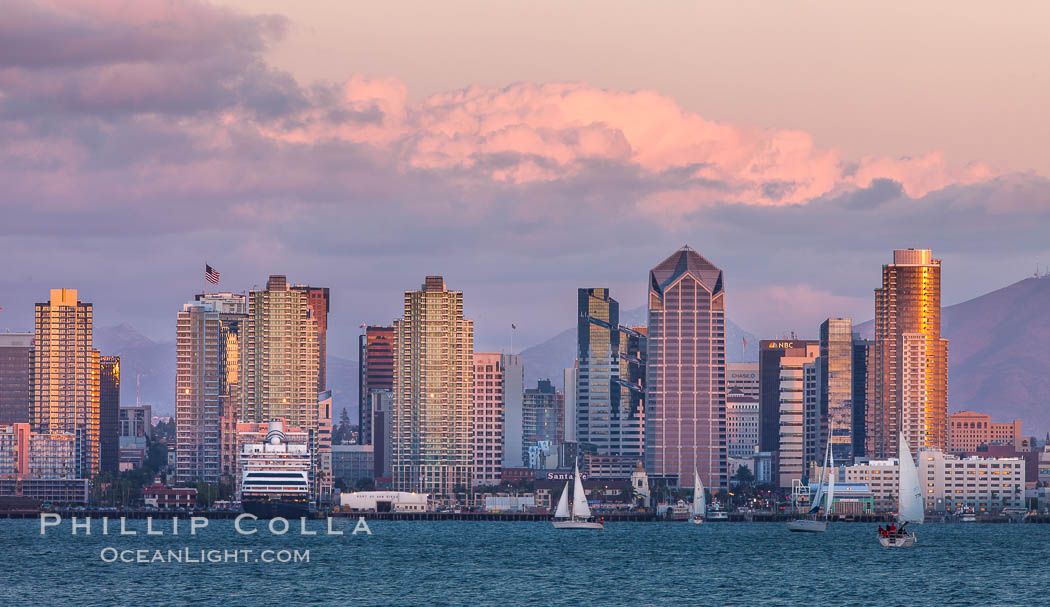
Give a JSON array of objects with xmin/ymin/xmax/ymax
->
[{"xmin": 239, "ymin": 420, "xmax": 312, "ymax": 519}]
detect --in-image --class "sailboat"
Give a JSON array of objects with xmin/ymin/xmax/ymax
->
[
  {"xmin": 690, "ymin": 468, "xmax": 706, "ymax": 524},
  {"xmin": 552, "ymin": 461, "xmax": 604, "ymax": 530},
  {"xmin": 878, "ymin": 433, "xmax": 922, "ymax": 547},
  {"xmin": 786, "ymin": 439, "xmax": 835, "ymax": 532}
]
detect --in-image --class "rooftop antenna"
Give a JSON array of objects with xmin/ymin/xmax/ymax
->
[{"xmin": 136, "ymin": 374, "xmax": 141, "ymax": 406}]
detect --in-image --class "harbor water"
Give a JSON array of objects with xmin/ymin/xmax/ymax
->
[{"xmin": 1, "ymin": 519, "xmax": 1045, "ymax": 606}]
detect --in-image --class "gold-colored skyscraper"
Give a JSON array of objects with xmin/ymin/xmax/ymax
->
[
  {"xmin": 30, "ymin": 288, "xmax": 100, "ymax": 478},
  {"xmin": 869, "ymin": 249, "xmax": 948, "ymax": 458},
  {"xmin": 392, "ymin": 276, "xmax": 474, "ymax": 494}
]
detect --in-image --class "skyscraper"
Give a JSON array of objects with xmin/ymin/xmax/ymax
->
[
  {"xmin": 392, "ymin": 276, "xmax": 474, "ymax": 494},
  {"xmin": 851, "ymin": 338, "xmax": 874, "ymax": 459},
  {"xmin": 820, "ymin": 318, "xmax": 854, "ymax": 461},
  {"xmin": 0, "ymin": 333, "xmax": 32, "ymax": 425},
  {"xmin": 774, "ymin": 342, "xmax": 819, "ymax": 488},
  {"xmin": 726, "ymin": 362, "xmax": 759, "ymax": 400},
  {"xmin": 473, "ymin": 352, "xmax": 504, "ymax": 486},
  {"xmin": 869, "ymin": 249, "xmax": 948, "ymax": 458},
  {"xmin": 563, "ymin": 366, "xmax": 577, "ymax": 443},
  {"xmin": 291, "ymin": 285, "xmax": 330, "ymax": 391},
  {"xmin": 31, "ymin": 289, "xmax": 99, "ymax": 479},
  {"xmin": 644, "ymin": 246, "xmax": 727, "ymax": 489},
  {"xmin": 501, "ymin": 354, "xmax": 524, "ymax": 468},
  {"xmin": 243, "ymin": 276, "xmax": 320, "ymax": 429},
  {"xmin": 576, "ymin": 288, "xmax": 644, "ymax": 459},
  {"xmin": 175, "ymin": 293, "xmax": 246, "ymax": 485},
  {"xmin": 99, "ymin": 355, "xmax": 120, "ymax": 475},
  {"xmin": 358, "ymin": 326, "xmax": 393, "ymax": 446}
]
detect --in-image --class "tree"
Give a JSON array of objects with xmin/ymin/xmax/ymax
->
[{"xmin": 733, "ymin": 465, "xmax": 755, "ymax": 486}]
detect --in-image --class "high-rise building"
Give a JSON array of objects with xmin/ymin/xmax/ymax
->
[
  {"xmin": 244, "ymin": 276, "xmax": 320, "ymax": 429},
  {"xmin": 947, "ymin": 412, "xmax": 1024, "ymax": 453},
  {"xmin": 522, "ymin": 379, "xmax": 564, "ymax": 464},
  {"xmin": 31, "ymin": 289, "xmax": 99, "ymax": 479},
  {"xmin": 870, "ymin": 249, "xmax": 948, "ymax": 458},
  {"xmin": 644, "ymin": 246, "xmax": 727, "ymax": 489},
  {"xmin": 576, "ymin": 288, "xmax": 645, "ymax": 459},
  {"xmin": 358, "ymin": 326, "xmax": 393, "ymax": 446},
  {"xmin": 726, "ymin": 388, "xmax": 759, "ymax": 459},
  {"xmin": 820, "ymin": 318, "xmax": 855, "ymax": 462},
  {"xmin": 852, "ymin": 338, "xmax": 874, "ymax": 459},
  {"xmin": 0, "ymin": 333, "xmax": 32, "ymax": 425},
  {"xmin": 726, "ymin": 362, "xmax": 759, "ymax": 400},
  {"xmin": 473, "ymin": 352, "xmax": 504, "ymax": 486},
  {"xmin": 501, "ymin": 354, "xmax": 524, "ymax": 468},
  {"xmin": 773, "ymin": 342, "xmax": 820, "ymax": 488},
  {"xmin": 99, "ymin": 355, "xmax": 120, "ymax": 475},
  {"xmin": 369, "ymin": 389, "xmax": 394, "ymax": 478},
  {"xmin": 290, "ymin": 285, "xmax": 330, "ymax": 391},
  {"xmin": 563, "ymin": 366, "xmax": 577, "ymax": 443},
  {"xmin": 758, "ymin": 339, "xmax": 818, "ymax": 455},
  {"xmin": 175, "ymin": 293, "xmax": 246, "ymax": 485},
  {"xmin": 392, "ymin": 276, "xmax": 474, "ymax": 494}
]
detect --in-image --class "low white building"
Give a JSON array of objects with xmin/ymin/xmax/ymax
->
[
  {"xmin": 340, "ymin": 491, "xmax": 429, "ymax": 512},
  {"xmin": 845, "ymin": 451, "xmax": 1026, "ymax": 513},
  {"xmin": 484, "ymin": 496, "xmax": 535, "ymax": 512}
]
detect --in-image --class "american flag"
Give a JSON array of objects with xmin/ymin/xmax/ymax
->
[{"xmin": 205, "ymin": 264, "xmax": 220, "ymax": 285}]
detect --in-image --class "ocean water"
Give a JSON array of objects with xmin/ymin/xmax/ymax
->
[{"xmin": 1, "ymin": 518, "xmax": 1046, "ymax": 606}]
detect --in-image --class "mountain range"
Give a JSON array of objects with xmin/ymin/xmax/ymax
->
[{"xmin": 96, "ymin": 276, "xmax": 1050, "ymax": 434}]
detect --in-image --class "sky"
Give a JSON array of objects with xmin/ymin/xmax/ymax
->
[{"xmin": 1, "ymin": 0, "xmax": 1049, "ymax": 358}]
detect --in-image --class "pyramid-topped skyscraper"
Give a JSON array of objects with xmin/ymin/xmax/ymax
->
[{"xmin": 644, "ymin": 246, "xmax": 727, "ymax": 489}]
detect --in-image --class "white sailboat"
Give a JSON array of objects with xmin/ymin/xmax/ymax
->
[
  {"xmin": 786, "ymin": 439, "xmax": 834, "ymax": 532},
  {"xmin": 552, "ymin": 462, "xmax": 604, "ymax": 530},
  {"xmin": 690, "ymin": 468, "xmax": 706, "ymax": 524},
  {"xmin": 878, "ymin": 433, "xmax": 922, "ymax": 547}
]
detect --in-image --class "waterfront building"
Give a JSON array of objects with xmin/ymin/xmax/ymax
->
[
  {"xmin": 758, "ymin": 340, "xmax": 818, "ymax": 454},
  {"xmin": 473, "ymin": 353, "xmax": 504, "ymax": 486},
  {"xmin": 576, "ymin": 288, "xmax": 645, "ymax": 459},
  {"xmin": 358, "ymin": 326, "xmax": 394, "ymax": 446},
  {"xmin": 948, "ymin": 411, "xmax": 1024, "ymax": 453},
  {"xmin": 243, "ymin": 276, "xmax": 320, "ymax": 430},
  {"xmin": 502, "ymin": 354, "xmax": 524, "ymax": 468},
  {"xmin": 99, "ymin": 356, "xmax": 120, "ymax": 475},
  {"xmin": 726, "ymin": 388, "xmax": 759, "ymax": 459},
  {"xmin": 290, "ymin": 285, "xmax": 330, "ymax": 390},
  {"xmin": 369, "ymin": 389, "xmax": 394, "ymax": 478},
  {"xmin": 118, "ymin": 404, "xmax": 151, "ymax": 470},
  {"xmin": 820, "ymin": 318, "xmax": 855, "ymax": 461},
  {"xmin": 30, "ymin": 288, "xmax": 99, "ymax": 479},
  {"xmin": 726, "ymin": 362, "xmax": 759, "ymax": 400},
  {"xmin": 0, "ymin": 477, "xmax": 88, "ymax": 504},
  {"xmin": 851, "ymin": 338, "xmax": 874, "ymax": 458},
  {"xmin": 563, "ymin": 366, "xmax": 577, "ymax": 442},
  {"xmin": 0, "ymin": 423, "xmax": 77, "ymax": 478},
  {"xmin": 773, "ymin": 342, "xmax": 819, "ymax": 488},
  {"xmin": 339, "ymin": 491, "xmax": 429, "ymax": 512},
  {"xmin": 392, "ymin": 276, "xmax": 474, "ymax": 494},
  {"xmin": 870, "ymin": 249, "xmax": 948, "ymax": 459},
  {"xmin": 845, "ymin": 452, "xmax": 1026, "ymax": 513},
  {"xmin": 332, "ymin": 444, "xmax": 375, "ymax": 484},
  {"xmin": 175, "ymin": 293, "xmax": 246, "ymax": 485},
  {"xmin": 644, "ymin": 246, "xmax": 727, "ymax": 489},
  {"xmin": 523, "ymin": 379, "xmax": 563, "ymax": 464},
  {"xmin": 0, "ymin": 333, "xmax": 32, "ymax": 425}
]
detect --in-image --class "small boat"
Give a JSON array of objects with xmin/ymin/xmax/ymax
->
[
  {"xmin": 552, "ymin": 461, "xmax": 604, "ymax": 530},
  {"xmin": 706, "ymin": 505, "xmax": 728, "ymax": 521},
  {"xmin": 959, "ymin": 507, "xmax": 977, "ymax": 523},
  {"xmin": 877, "ymin": 433, "xmax": 922, "ymax": 548},
  {"xmin": 787, "ymin": 439, "xmax": 834, "ymax": 533},
  {"xmin": 691, "ymin": 468, "xmax": 706, "ymax": 524}
]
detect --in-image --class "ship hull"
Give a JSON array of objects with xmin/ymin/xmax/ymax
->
[
  {"xmin": 786, "ymin": 519, "xmax": 827, "ymax": 532},
  {"xmin": 552, "ymin": 519, "xmax": 604, "ymax": 530},
  {"xmin": 878, "ymin": 533, "xmax": 917, "ymax": 547},
  {"xmin": 242, "ymin": 498, "xmax": 311, "ymax": 520}
]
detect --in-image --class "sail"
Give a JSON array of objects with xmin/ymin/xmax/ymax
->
[
  {"xmin": 572, "ymin": 462, "xmax": 591, "ymax": 519},
  {"xmin": 809, "ymin": 441, "xmax": 830, "ymax": 515},
  {"xmin": 554, "ymin": 481, "xmax": 570, "ymax": 519},
  {"xmin": 897, "ymin": 433, "xmax": 924, "ymax": 524},
  {"xmin": 693, "ymin": 469, "xmax": 706, "ymax": 518},
  {"xmin": 825, "ymin": 447, "xmax": 835, "ymax": 519}
]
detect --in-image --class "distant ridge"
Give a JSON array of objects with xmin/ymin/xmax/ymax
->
[{"xmin": 857, "ymin": 276, "xmax": 1050, "ymax": 434}]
